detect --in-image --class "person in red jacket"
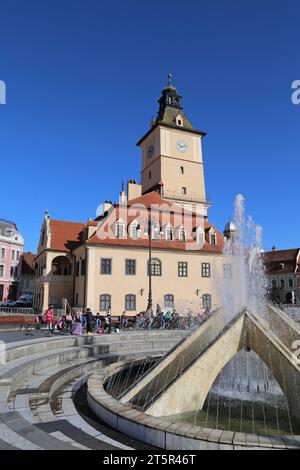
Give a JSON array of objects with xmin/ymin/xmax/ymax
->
[{"xmin": 45, "ymin": 306, "xmax": 54, "ymax": 331}]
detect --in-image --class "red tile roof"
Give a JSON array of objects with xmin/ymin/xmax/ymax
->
[
  {"xmin": 49, "ymin": 220, "xmax": 85, "ymax": 251},
  {"xmin": 262, "ymin": 248, "xmax": 300, "ymax": 275},
  {"xmin": 87, "ymin": 192, "xmax": 223, "ymax": 253},
  {"xmin": 46, "ymin": 193, "xmax": 223, "ymax": 254},
  {"xmin": 21, "ymin": 252, "xmax": 36, "ymax": 275}
]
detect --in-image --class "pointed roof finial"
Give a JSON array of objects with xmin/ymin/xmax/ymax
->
[
  {"xmin": 121, "ymin": 181, "xmax": 124, "ymax": 192},
  {"xmin": 168, "ymin": 72, "xmax": 172, "ymax": 86}
]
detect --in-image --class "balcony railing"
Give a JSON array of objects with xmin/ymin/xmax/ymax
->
[
  {"xmin": 161, "ymin": 189, "xmax": 211, "ymax": 205},
  {"xmin": 50, "ymin": 275, "xmax": 73, "ymax": 284}
]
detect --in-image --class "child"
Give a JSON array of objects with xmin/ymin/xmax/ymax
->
[{"xmin": 45, "ymin": 306, "xmax": 54, "ymax": 331}]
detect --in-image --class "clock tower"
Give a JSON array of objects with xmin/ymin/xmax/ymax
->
[{"xmin": 137, "ymin": 74, "xmax": 210, "ymax": 214}]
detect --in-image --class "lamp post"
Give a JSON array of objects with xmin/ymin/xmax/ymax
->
[
  {"xmin": 137, "ymin": 217, "xmax": 161, "ymax": 313},
  {"xmin": 147, "ymin": 219, "xmax": 153, "ymax": 311}
]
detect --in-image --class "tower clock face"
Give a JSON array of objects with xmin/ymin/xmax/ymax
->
[
  {"xmin": 176, "ymin": 140, "xmax": 188, "ymax": 153},
  {"xmin": 147, "ymin": 144, "xmax": 154, "ymax": 159}
]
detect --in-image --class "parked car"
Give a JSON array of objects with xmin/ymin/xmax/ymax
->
[
  {"xmin": 16, "ymin": 295, "xmax": 33, "ymax": 307},
  {"xmin": 0, "ymin": 300, "xmax": 17, "ymax": 307}
]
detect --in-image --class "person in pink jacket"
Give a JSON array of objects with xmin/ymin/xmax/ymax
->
[{"xmin": 45, "ymin": 306, "xmax": 54, "ymax": 331}]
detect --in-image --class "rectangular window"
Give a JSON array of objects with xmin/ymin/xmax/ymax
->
[
  {"xmin": 272, "ymin": 279, "xmax": 277, "ymax": 288},
  {"xmin": 0, "ymin": 265, "xmax": 3, "ymax": 277},
  {"xmin": 152, "ymin": 227, "xmax": 160, "ymax": 240},
  {"xmin": 288, "ymin": 277, "xmax": 294, "ymax": 287},
  {"xmin": 76, "ymin": 261, "xmax": 79, "ymax": 277},
  {"xmin": 223, "ymin": 264, "xmax": 232, "ymax": 278},
  {"xmin": 166, "ymin": 228, "xmax": 174, "ymax": 241},
  {"xmin": 131, "ymin": 224, "xmax": 138, "ymax": 239},
  {"xmin": 178, "ymin": 261, "xmax": 188, "ymax": 277},
  {"xmin": 16, "ymin": 251, "xmax": 20, "ymax": 260},
  {"xmin": 201, "ymin": 262, "xmax": 211, "ymax": 277},
  {"xmin": 12, "ymin": 250, "xmax": 15, "ymax": 260},
  {"xmin": 182, "ymin": 187, "xmax": 187, "ymax": 195},
  {"xmin": 125, "ymin": 259, "xmax": 136, "ymax": 275},
  {"xmin": 210, "ymin": 234, "xmax": 216, "ymax": 245},
  {"xmin": 178, "ymin": 229, "xmax": 186, "ymax": 242},
  {"xmin": 100, "ymin": 294, "xmax": 111, "ymax": 311},
  {"xmin": 116, "ymin": 224, "xmax": 125, "ymax": 238},
  {"xmin": 10, "ymin": 266, "xmax": 14, "ymax": 277},
  {"xmin": 81, "ymin": 259, "xmax": 86, "ymax": 276},
  {"xmin": 1, "ymin": 248, "xmax": 5, "ymax": 259},
  {"xmin": 280, "ymin": 279, "xmax": 285, "ymax": 288},
  {"xmin": 125, "ymin": 294, "xmax": 136, "ymax": 311},
  {"xmin": 101, "ymin": 258, "xmax": 112, "ymax": 275}
]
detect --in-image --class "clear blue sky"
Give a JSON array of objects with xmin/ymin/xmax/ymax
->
[{"xmin": 0, "ymin": 0, "xmax": 299, "ymax": 253}]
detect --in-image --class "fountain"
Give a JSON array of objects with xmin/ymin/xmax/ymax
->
[{"xmin": 87, "ymin": 194, "xmax": 300, "ymax": 449}]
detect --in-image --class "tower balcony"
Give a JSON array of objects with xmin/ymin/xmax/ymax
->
[{"xmin": 161, "ymin": 188, "xmax": 211, "ymax": 206}]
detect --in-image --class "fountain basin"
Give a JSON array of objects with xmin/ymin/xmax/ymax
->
[{"xmin": 87, "ymin": 359, "xmax": 300, "ymax": 450}]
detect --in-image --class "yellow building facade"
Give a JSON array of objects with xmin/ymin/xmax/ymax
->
[{"xmin": 34, "ymin": 77, "xmax": 227, "ymax": 315}]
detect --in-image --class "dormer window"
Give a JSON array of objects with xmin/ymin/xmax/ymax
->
[
  {"xmin": 165, "ymin": 225, "xmax": 174, "ymax": 241},
  {"xmin": 195, "ymin": 227, "xmax": 205, "ymax": 246},
  {"xmin": 178, "ymin": 228, "xmax": 186, "ymax": 242},
  {"xmin": 176, "ymin": 114, "xmax": 183, "ymax": 126},
  {"xmin": 152, "ymin": 224, "xmax": 161, "ymax": 240},
  {"xmin": 115, "ymin": 220, "xmax": 125, "ymax": 238},
  {"xmin": 130, "ymin": 222, "xmax": 139, "ymax": 239},
  {"xmin": 210, "ymin": 233, "xmax": 217, "ymax": 245}
]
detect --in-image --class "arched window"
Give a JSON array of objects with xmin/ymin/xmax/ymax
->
[
  {"xmin": 164, "ymin": 294, "xmax": 174, "ymax": 308},
  {"xmin": 125, "ymin": 294, "xmax": 136, "ymax": 311},
  {"xmin": 100, "ymin": 294, "xmax": 111, "ymax": 311},
  {"xmin": 148, "ymin": 258, "xmax": 162, "ymax": 276},
  {"xmin": 180, "ymin": 166, "xmax": 184, "ymax": 174},
  {"xmin": 202, "ymin": 294, "xmax": 212, "ymax": 311}
]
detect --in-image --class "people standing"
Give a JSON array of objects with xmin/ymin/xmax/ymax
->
[
  {"xmin": 158, "ymin": 311, "xmax": 165, "ymax": 329},
  {"xmin": 120, "ymin": 310, "xmax": 127, "ymax": 330},
  {"xmin": 95, "ymin": 312, "xmax": 102, "ymax": 329},
  {"xmin": 164, "ymin": 311, "xmax": 172, "ymax": 329},
  {"xmin": 65, "ymin": 312, "xmax": 73, "ymax": 331},
  {"xmin": 146, "ymin": 308, "xmax": 153, "ymax": 331},
  {"xmin": 85, "ymin": 308, "xmax": 94, "ymax": 335},
  {"xmin": 45, "ymin": 306, "xmax": 54, "ymax": 332},
  {"xmin": 106, "ymin": 307, "xmax": 112, "ymax": 334}
]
